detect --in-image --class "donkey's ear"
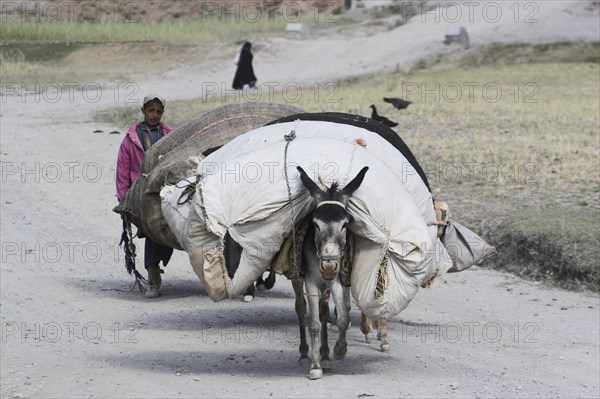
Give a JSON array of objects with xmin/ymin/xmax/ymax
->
[
  {"xmin": 339, "ymin": 166, "xmax": 369, "ymax": 199},
  {"xmin": 297, "ymin": 166, "xmax": 325, "ymax": 200}
]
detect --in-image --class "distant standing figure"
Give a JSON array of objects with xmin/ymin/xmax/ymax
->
[{"xmin": 232, "ymin": 42, "xmax": 257, "ymax": 90}]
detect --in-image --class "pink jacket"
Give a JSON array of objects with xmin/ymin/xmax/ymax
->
[{"xmin": 116, "ymin": 122, "xmax": 172, "ymax": 201}]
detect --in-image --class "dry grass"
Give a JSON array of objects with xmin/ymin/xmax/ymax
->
[
  {"xmin": 0, "ymin": 41, "xmax": 241, "ymax": 87},
  {"xmin": 341, "ymin": 63, "xmax": 599, "ymax": 291}
]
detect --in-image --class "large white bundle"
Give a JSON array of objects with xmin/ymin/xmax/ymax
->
[{"xmin": 161, "ymin": 120, "xmax": 452, "ymax": 318}]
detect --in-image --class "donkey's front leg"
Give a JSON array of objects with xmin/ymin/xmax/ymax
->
[
  {"xmin": 331, "ymin": 282, "xmax": 349, "ymax": 360},
  {"xmin": 292, "ymin": 279, "xmax": 309, "ymax": 367},
  {"xmin": 306, "ymin": 283, "xmax": 323, "ymax": 380},
  {"xmin": 318, "ymin": 291, "xmax": 331, "ymax": 370}
]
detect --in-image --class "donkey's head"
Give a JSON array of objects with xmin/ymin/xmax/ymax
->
[{"xmin": 297, "ymin": 166, "xmax": 369, "ymax": 280}]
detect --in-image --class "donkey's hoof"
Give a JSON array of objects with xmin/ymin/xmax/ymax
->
[
  {"xmin": 380, "ymin": 343, "xmax": 391, "ymax": 353},
  {"xmin": 298, "ymin": 357, "xmax": 310, "ymax": 368},
  {"xmin": 334, "ymin": 342, "xmax": 347, "ymax": 360},
  {"xmin": 264, "ymin": 273, "xmax": 276, "ymax": 289},
  {"xmin": 242, "ymin": 294, "xmax": 254, "ymax": 302},
  {"xmin": 309, "ymin": 368, "xmax": 323, "ymax": 380},
  {"xmin": 364, "ymin": 334, "xmax": 372, "ymax": 344},
  {"xmin": 321, "ymin": 359, "xmax": 332, "ymax": 370},
  {"xmin": 256, "ymin": 283, "xmax": 266, "ymax": 292}
]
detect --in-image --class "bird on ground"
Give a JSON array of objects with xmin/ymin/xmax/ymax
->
[
  {"xmin": 383, "ymin": 97, "xmax": 412, "ymax": 110},
  {"xmin": 369, "ymin": 104, "xmax": 398, "ymax": 128}
]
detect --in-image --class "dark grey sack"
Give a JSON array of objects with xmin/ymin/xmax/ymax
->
[{"xmin": 442, "ymin": 219, "xmax": 496, "ymax": 272}]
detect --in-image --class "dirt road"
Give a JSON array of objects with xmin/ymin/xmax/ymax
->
[{"xmin": 1, "ymin": 1, "xmax": 598, "ymax": 397}]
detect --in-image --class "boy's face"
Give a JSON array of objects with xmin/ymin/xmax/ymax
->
[{"xmin": 141, "ymin": 102, "xmax": 164, "ymax": 128}]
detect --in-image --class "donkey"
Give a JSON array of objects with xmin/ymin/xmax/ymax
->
[{"xmin": 293, "ymin": 165, "xmax": 368, "ymax": 380}]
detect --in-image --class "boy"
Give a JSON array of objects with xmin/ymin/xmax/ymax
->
[{"xmin": 116, "ymin": 94, "xmax": 173, "ymax": 298}]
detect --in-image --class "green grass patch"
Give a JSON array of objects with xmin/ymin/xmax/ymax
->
[
  {"xmin": 440, "ymin": 41, "xmax": 600, "ymax": 69},
  {"xmin": 0, "ymin": 19, "xmax": 287, "ymax": 43},
  {"xmin": 484, "ymin": 216, "xmax": 599, "ymax": 292},
  {"xmin": 0, "ymin": 42, "xmax": 83, "ymax": 62}
]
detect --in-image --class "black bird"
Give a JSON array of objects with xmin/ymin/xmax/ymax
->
[
  {"xmin": 383, "ymin": 97, "xmax": 412, "ymax": 110},
  {"xmin": 370, "ymin": 104, "xmax": 398, "ymax": 128}
]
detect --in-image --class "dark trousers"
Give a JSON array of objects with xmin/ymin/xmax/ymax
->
[{"xmin": 144, "ymin": 236, "xmax": 173, "ymax": 268}]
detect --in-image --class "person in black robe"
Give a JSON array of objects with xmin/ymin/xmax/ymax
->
[{"xmin": 232, "ymin": 42, "xmax": 257, "ymax": 90}]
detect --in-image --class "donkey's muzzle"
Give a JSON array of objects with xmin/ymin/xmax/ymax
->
[{"xmin": 320, "ymin": 260, "xmax": 340, "ymax": 280}]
